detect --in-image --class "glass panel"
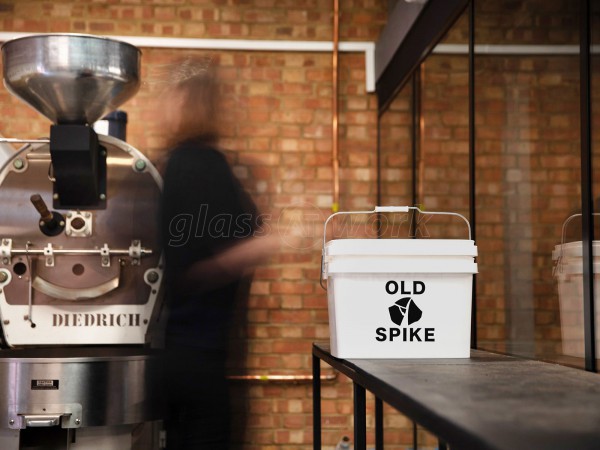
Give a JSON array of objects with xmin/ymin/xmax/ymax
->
[
  {"xmin": 475, "ymin": 0, "xmax": 582, "ymax": 365},
  {"xmin": 592, "ymin": 0, "xmax": 600, "ymax": 370},
  {"xmin": 378, "ymin": 78, "xmax": 413, "ymax": 239},
  {"xmin": 418, "ymin": 9, "xmax": 469, "ymax": 239}
]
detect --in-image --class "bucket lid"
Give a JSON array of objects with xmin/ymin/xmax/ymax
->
[
  {"xmin": 325, "ymin": 239, "xmax": 477, "ymax": 257},
  {"xmin": 552, "ymin": 241, "xmax": 600, "ymax": 261}
]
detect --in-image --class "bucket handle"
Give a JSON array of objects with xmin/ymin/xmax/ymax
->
[
  {"xmin": 553, "ymin": 213, "xmax": 600, "ymax": 276},
  {"xmin": 320, "ymin": 206, "xmax": 472, "ymax": 290}
]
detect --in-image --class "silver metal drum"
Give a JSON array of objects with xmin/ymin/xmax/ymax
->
[
  {"xmin": 0, "ymin": 347, "xmax": 164, "ymax": 450},
  {"xmin": 2, "ymin": 34, "xmax": 140, "ymax": 124},
  {"xmin": 0, "ymin": 347, "xmax": 164, "ymax": 427}
]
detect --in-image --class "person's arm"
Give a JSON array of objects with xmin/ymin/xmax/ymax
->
[{"xmin": 176, "ymin": 233, "xmax": 280, "ymax": 293}]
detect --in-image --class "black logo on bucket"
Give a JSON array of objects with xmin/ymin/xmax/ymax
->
[
  {"xmin": 375, "ymin": 280, "xmax": 435, "ymax": 342},
  {"xmin": 389, "ymin": 297, "xmax": 422, "ymax": 326}
]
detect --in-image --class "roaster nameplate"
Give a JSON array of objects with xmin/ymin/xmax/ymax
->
[{"xmin": 31, "ymin": 379, "xmax": 59, "ymax": 390}]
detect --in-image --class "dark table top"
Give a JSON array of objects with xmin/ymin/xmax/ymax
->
[{"xmin": 313, "ymin": 343, "xmax": 600, "ymax": 450}]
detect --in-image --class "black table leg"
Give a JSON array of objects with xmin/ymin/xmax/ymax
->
[
  {"xmin": 354, "ymin": 382, "xmax": 366, "ymax": 450},
  {"xmin": 375, "ymin": 397, "xmax": 384, "ymax": 450},
  {"xmin": 413, "ymin": 422, "xmax": 418, "ymax": 449},
  {"xmin": 313, "ymin": 353, "xmax": 321, "ymax": 450}
]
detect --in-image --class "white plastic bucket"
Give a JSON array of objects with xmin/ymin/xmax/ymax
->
[
  {"xmin": 552, "ymin": 240, "xmax": 600, "ymax": 358},
  {"xmin": 322, "ymin": 207, "xmax": 477, "ymax": 359}
]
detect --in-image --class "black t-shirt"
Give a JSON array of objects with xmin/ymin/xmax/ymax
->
[{"xmin": 160, "ymin": 140, "xmax": 258, "ymax": 350}]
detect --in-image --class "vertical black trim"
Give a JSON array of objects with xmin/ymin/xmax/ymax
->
[
  {"xmin": 312, "ymin": 354, "xmax": 321, "ymax": 450},
  {"xmin": 375, "ymin": 397, "xmax": 384, "ymax": 450},
  {"xmin": 469, "ymin": 0, "xmax": 477, "ymax": 349},
  {"xmin": 580, "ymin": 0, "xmax": 596, "ymax": 372}
]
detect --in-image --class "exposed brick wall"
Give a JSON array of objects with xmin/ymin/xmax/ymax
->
[
  {"xmin": 0, "ymin": 1, "xmax": 396, "ymax": 449},
  {"xmin": 0, "ymin": 0, "xmax": 384, "ymax": 40}
]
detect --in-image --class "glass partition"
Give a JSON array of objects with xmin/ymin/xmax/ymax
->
[
  {"xmin": 418, "ymin": 11, "xmax": 470, "ymax": 239},
  {"xmin": 376, "ymin": 0, "xmax": 597, "ymax": 369},
  {"xmin": 378, "ymin": 77, "xmax": 413, "ymax": 238},
  {"xmin": 378, "ymin": 8, "xmax": 470, "ymax": 241},
  {"xmin": 474, "ymin": 0, "xmax": 582, "ymax": 364}
]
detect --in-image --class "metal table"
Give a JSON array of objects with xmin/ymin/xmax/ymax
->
[{"xmin": 312, "ymin": 342, "xmax": 600, "ymax": 450}]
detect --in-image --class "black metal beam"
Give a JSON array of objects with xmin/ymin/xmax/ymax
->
[{"xmin": 376, "ymin": 0, "xmax": 469, "ymax": 113}]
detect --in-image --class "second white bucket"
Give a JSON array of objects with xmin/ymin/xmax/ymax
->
[
  {"xmin": 552, "ymin": 214, "xmax": 600, "ymax": 358},
  {"xmin": 322, "ymin": 206, "xmax": 478, "ymax": 359}
]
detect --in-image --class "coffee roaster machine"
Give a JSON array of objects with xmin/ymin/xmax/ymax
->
[{"xmin": 0, "ymin": 34, "xmax": 165, "ymax": 449}]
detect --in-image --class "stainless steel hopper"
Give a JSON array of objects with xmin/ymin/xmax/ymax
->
[
  {"xmin": 1, "ymin": 33, "xmax": 140, "ymax": 124},
  {"xmin": 2, "ymin": 33, "xmax": 142, "ymax": 208}
]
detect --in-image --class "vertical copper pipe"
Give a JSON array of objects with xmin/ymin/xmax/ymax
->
[
  {"xmin": 417, "ymin": 62, "xmax": 425, "ymax": 205},
  {"xmin": 331, "ymin": 0, "xmax": 340, "ymax": 213}
]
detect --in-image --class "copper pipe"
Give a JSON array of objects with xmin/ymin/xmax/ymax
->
[
  {"xmin": 228, "ymin": 372, "xmax": 338, "ymax": 383},
  {"xmin": 331, "ymin": 0, "xmax": 340, "ymax": 213},
  {"xmin": 417, "ymin": 62, "xmax": 425, "ymax": 206}
]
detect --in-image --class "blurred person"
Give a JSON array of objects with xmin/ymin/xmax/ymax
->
[{"xmin": 157, "ymin": 60, "xmax": 277, "ymax": 450}]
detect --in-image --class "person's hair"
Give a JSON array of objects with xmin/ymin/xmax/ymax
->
[{"xmin": 164, "ymin": 59, "xmax": 221, "ymax": 146}]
